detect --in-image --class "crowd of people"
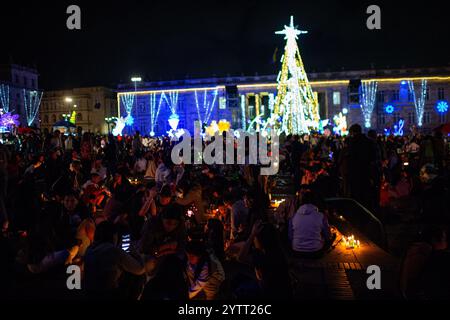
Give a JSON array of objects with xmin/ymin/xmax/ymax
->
[{"xmin": 0, "ymin": 123, "xmax": 449, "ymax": 300}]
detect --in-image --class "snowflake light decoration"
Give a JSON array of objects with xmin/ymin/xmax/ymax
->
[{"xmin": 436, "ymin": 101, "xmax": 449, "ymax": 114}]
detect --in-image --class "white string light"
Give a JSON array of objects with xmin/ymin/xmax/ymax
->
[
  {"xmin": 23, "ymin": 89, "xmax": 43, "ymax": 126},
  {"xmin": 195, "ymin": 89, "xmax": 218, "ymax": 125},
  {"xmin": 408, "ymin": 79, "xmax": 427, "ymax": 127},
  {"xmin": 0, "ymin": 84, "xmax": 10, "ymax": 113},
  {"xmin": 360, "ymin": 81, "xmax": 378, "ymax": 128},
  {"xmin": 163, "ymin": 91, "xmax": 179, "ymax": 115},
  {"xmin": 121, "ymin": 93, "xmax": 135, "ymax": 115},
  {"xmin": 149, "ymin": 93, "xmax": 164, "ymax": 136},
  {"xmin": 241, "ymin": 95, "xmax": 246, "ymax": 130}
]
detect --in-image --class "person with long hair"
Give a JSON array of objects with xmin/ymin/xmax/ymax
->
[{"xmin": 185, "ymin": 240, "xmax": 225, "ymax": 300}]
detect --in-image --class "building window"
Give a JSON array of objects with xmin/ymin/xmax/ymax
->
[
  {"xmin": 378, "ymin": 91, "xmax": 385, "ymax": 103},
  {"xmin": 393, "ymin": 112, "xmax": 400, "ymax": 123},
  {"xmin": 392, "ymin": 90, "xmax": 399, "ymax": 101},
  {"xmin": 219, "ymin": 97, "xmax": 226, "ymax": 110},
  {"xmin": 438, "ymin": 88, "xmax": 445, "ymax": 100},
  {"xmin": 31, "ymin": 79, "xmax": 36, "ymax": 89},
  {"xmin": 77, "ymin": 113, "xmax": 83, "ymax": 122},
  {"xmin": 52, "ymin": 114, "xmax": 56, "ymax": 123},
  {"xmin": 424, "ymin": 111, "xmax": 431, "ymax": 124},
  {"xmin": 408, "ymin": 90, "xmax": 414, "ymax": 102},
  {"xmin": 248, "ymin": 105, "xmax": 255, "ymax": 119},
  {"xmin": 44, "ymin": 115, "xmax": 49, "ymax": 123},
  {"xmin": 379, "ymin": 113, "xmax": 386, "ymax": 126},
  {"xmin": 426, "ymin": 87, "xmax": 430, "ymax": 101},
  {"xmin": 333, "ymin": 92, "xmax": 341, "ymax": 105},
  {"xmin": 439, "ymin": 113, "xmax": 447, "ymax": 123},
  {"xmin": 408, "ymin": 112, "xmax": 415, "ymax": 125}
]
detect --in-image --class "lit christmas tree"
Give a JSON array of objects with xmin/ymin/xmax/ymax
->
[{"xmin": 273, "ymin": 16, "xmax": 320, "ymax": 135}]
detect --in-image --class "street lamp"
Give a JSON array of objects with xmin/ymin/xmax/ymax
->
[{"xmin": 65, "ymin": 97, "xmax": 73, "ymax": 103}]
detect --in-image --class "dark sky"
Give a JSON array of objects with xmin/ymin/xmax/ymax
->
[{"xmin": 1, "ymin": 0, "xmax": 449, "ymax": 90}]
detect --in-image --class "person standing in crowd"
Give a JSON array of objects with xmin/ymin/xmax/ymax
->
[{"xmin": 344, "ymin": 124, "xmax": 376, "ymax": 208}]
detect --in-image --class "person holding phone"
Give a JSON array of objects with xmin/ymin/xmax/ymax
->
[{"xmin": 84, "ymin": 221, "xmax": 147, "ymax": 298}]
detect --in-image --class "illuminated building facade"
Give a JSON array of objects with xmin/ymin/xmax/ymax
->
[{"xmin": 116, "ymin": 66, "xmax": 450, "ymax": 136}]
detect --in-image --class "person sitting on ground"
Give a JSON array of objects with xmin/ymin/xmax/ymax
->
[
  {"xmin": 83, "ymin": 221, "xmax": 146, "ymax": 298},
  {"xmin": 185, "ymin": 240, "xmax": 225, "ymax": 300},
  {"xmin": 144, "ymin": 154, "xmax": 158, "ymax": 181},
  {"xmin": 418, "ymin": 226, "xmax": 450, "ymax": 299},
  {"xmin": 175, "ymin": 180, "xmax": 205, "ymax": 225},
  {"xmin": 155, "ymin": 156, "xmax": 172, "ymax": 189},
  {"xmin": 141, "ymin": 254, "xmax": 189, "ymax": 300},
  {"xmin": 138, "ymin": 204, "xmax": 187, "ymax": 276},
  {"xmin": 237, "ymin": 220, "xmax": 292, "ymax": 299},
  {"xmin": 138, "ymin": 185, "xmax": 172, "ymax": 219},
  {"xmin": 205, "ymin": 219, "xmax": 225, "ymax": 261},
  {"xmin": 289, "ymin": 190, "xmax": 332, "ymax": 258},
  {"xmin": 91, "ymin": 157, "xmax": 108, "ymax": 180},
  {"xmin": 81, "ymin": 173, "xmax": 110, "ymax": 213},
  {"xmin": 223, "ymin": 192, "xmax": 248, "ymax": 243}
]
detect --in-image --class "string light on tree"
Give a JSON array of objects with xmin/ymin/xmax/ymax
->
[
  {"xmin": 408, "ymin": 79, "xmax": 427, "ymax": 127},
  {"xmin": 23, "ymin": 89, "xmax": 43, "ymax": 126},
  {"xmin": 360, "ymin": 81, "xmax": 378, "ymax": 128},
  {"xmin": 273, "ymin": 16, "xmax": 320, "ymax": 135}
]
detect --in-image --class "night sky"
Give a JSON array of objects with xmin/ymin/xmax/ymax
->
[{"xmin": 1, "ymin": 0, "xmax": 449, "ymax": 90}]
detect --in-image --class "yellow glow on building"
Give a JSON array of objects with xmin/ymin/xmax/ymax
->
[{"xmin": 117, "ymin": 86, "xmax": 225, "ymax": 97}]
